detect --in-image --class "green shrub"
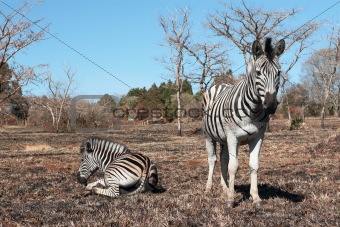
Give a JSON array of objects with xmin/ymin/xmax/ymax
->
[{"xmin": 290, "ymin": 116, "xmax": 303, "ymax": 130}]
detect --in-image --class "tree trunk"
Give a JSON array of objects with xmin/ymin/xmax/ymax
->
[
  {"xmin": 50, "ymin": 110, "xmax": 56, "ymax": 132},
  {"xmin": 176, "ymin": 90, "xmax": 182, "ymax": 136},
  {"xmin": 337, "ymin": 85, "xmax": 340, "ymax": 118},
  {"xmin": 320, "ymin": 106, "xmax": 325, "ymax": 128},
  {"xmin": 55, "ymin": 117, "xmax": 60, "ymax": 133},
  {"xmin": 56, "ymin": 110, "xmax": 62, "ymax": 133},
  {"xmin": 321, "ymin": 86, "xmax": 330, "ymax": 128},
  {"xmin": 281, "ymin": 77, "xmax": 291, "ymax": 121},
  {"xmin": 302, "ymin": 106, "xmax": 305, "ymax": 121}
]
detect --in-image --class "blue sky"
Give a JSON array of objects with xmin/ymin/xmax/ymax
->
[{"xmin": 2, "ymin": 0, "xmax": 340, "ymax": 97}]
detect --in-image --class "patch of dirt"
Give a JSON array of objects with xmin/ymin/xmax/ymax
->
[
  {"xmin": 24, "ymin": 144, "xmax": 53, "ymax": 152},
  {"xmin": 313, "ymin": 133, "xmax": 340, "ymax": 153},
  {"xmin": 184, "ymin": 160, "xmax": 205, "ymax": 169}
]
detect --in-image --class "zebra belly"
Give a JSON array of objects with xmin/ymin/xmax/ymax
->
[
  {"xmin": 234, "ymin": 124, "xmax": 266, "ymax": 145},
  {"xmin": 118, "ymin": 177, "xmax": 141, "ymax": 187},
  {"xmin": 204, "ymin": 120, "xmax": 266, "ymax": 145},
  {"xmin": 104, "ymin": 168, "xmax": 141, "ymax": 187}
]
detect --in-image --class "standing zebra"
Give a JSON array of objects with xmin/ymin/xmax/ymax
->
[
  {"xmin": 203, "ymin": 38, "xmax": 285, "ymax": 207},
  {"xmin": 77, "ymin": 137, "xmax": 159, "ymax": 198}
]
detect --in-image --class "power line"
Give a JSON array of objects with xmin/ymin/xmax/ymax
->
[
  {"xmin": 231, "ymin": 1, "xmax": 340, "ymax": 75},
  {"xmin": 284, "ymin": 0, "xmax": 340, "ymax": 40},
  {"xmin": 0, "ymin": 1, "xmax": 132, "ymax": 89}
]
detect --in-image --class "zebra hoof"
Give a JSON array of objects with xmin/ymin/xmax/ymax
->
[
  {"xmin": 226, "ymin": 201, "xmax": 234, "ymax": 208},
  {"xmin": 253, "ymin": 200, "xmax": 262, "ymax": 207},
  {"xmin": 85, "ymin": 185, "xmax": 93, "ymax": 191},
  {"xmin": 91, "ymin": 187, "xmax": 99, "ymax": 195},
  {"xmin": 84, "ymin": 190, "xmax": 92, "ymax": 197}
]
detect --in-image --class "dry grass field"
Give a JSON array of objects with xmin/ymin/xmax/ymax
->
[{"xmin": 0, "ymin": 118, "xmax": 339, "ymax": 226}]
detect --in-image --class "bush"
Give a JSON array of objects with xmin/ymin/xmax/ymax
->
[
  {"xmin": 290, "ymin": 116, "xmax": 303, "ymax": 130},
  {"xmin": 306, "ymin": 101, "xmax": 321, "ymax": 117}
]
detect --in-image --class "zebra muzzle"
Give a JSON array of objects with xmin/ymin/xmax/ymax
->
[
  {"xmin": 76, "ymin": 172, "xmax": 88, "ymax": 185},
  {"xmin": 263, "ymin": 92, "xmax": 278, "ymax": 114},
  {"xmin": 264, "ymin": 105, "xmax": 277, "ymax": 115}
]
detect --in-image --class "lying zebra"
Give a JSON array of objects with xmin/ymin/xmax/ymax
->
[{"xmin": 76, "ymin": 137, "xmax": 159, "ymax": 198}]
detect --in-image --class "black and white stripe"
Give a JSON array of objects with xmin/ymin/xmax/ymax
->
[
  {"xmin": 77, "ymin": 137, "xmax": 158, "ymax": 198},
  {"xmin": 203, "ymin": 38, "xmax": 285, "ymax": 207}
]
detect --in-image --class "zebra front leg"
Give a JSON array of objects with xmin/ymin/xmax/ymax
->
[
  {"xmin": 205, "ymin": 138, "xmax": 217, "ymax": 193},
  {"xmin": 226, "ymin": 137, "xmax": 239, "ymax": 208},
  {"xmin": 85, "ymin": 178, "xmax": 106, "ymax": 191},
  {"xmin": 91, "ymin": 183, "xmax": 120, "ymax": 198},
  {"xmin": 249, "ymin": 135, "xmax": 264, "ymax": 207}
]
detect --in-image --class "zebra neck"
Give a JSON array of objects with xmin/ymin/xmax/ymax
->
[
  {"xmin": 241, "ymin": 74, "xmax": 267, "ymax": 121},
  {"xmin": 94, "ymin": 153, "xmax": 112, "ymax": 171}
]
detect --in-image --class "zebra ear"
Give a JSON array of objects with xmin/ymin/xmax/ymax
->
[
  {"xmin": 252, "ymin": 40, "xmax": 263, "ymax": 57},
  {"xmin": 274, "ymin": 39, "xmax": 285, "ymax": 56}
]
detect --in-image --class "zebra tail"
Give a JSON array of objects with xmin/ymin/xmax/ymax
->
[{"xmin": 148, "ymin": 164, "xmax": 166, "ymax": 193}]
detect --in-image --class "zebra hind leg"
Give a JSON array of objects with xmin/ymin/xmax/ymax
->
[
  {"xmin": 225, "ymin": 137, "xmax": 239, "ymax": 208},
  {"xmin": 122, "ymin": 172, "xmax": 148, "ymax": 196},
  {"xmin": 220, "ymin": 144, "xmax": 229, "ymax": 195},
  {"xmin": 145, "ymin": 164, "xmax": 166, "ymax": 193},
  {"xmin": 147, "ymin": 164, "xmax": 161, "ymax": 192}
]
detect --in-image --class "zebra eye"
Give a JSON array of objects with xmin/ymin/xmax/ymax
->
[{"xmin": 256, "ymin": 71, "xmax": 261, "ymax": 76}]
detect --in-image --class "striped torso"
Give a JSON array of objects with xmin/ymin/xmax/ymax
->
[
  {"xmin": 104, "ymin": 152, "xmax": 151, "ymax": 187},
  {"xmin": 203, "ymin": 81, "xmax": 268, "ymax": 145}
]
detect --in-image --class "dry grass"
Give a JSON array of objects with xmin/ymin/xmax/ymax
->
[
  {"xmin": 0, "ymin": 118, "xmax": 339, "ymax": 226},
  {"xmin": 24, "ymin": 144, "xmax": 53, "ymax": 152}
]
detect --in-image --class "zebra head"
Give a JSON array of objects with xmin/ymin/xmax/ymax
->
[
  {"xmin": 77, "ymin": 140, "xmax": 98, "ymax": 185},
  {"xmin": 251, "ymin": 38, "xmax": 285, "ymax": 114}
]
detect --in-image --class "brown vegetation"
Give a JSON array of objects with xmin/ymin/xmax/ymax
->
[{"xmin": 0, "ymin": 118, "xmax": 339, "ymax": 226}]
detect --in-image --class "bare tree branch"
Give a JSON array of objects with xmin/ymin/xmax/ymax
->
[
  {"xmin": 0, "ymin": 1, "xmax": 49, "ymax": 102},
  {"xmin": 183, "ymin": 42, "xmax": 230, "ymax": 93}
]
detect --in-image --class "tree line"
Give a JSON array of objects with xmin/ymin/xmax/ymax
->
[{"xmin": 0, "ymin": 1, "xmax": 339, "ymax": 133}]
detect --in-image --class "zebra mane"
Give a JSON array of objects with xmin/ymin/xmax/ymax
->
[
  {"xmin": 80, "ymin": 139, "xmax": 88, "ymax": 153},
  {"xmin": 79, "ymin": 136, "xmax": 106, "ymax": 153},
  {"xmin": 80, "ymin": 136, "xmax": 130, "ymax": 154},
  {"xmin": 264, "ymin": 37, "xmax": 275, "ymax": 60}
]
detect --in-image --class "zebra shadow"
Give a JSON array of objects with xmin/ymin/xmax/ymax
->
[
  {"xmin": 119, "ymin": 184, "xmax": 167, "ymax": 195},
  {"xmin": 235, "ymin": 183, "xmax": 305, "ymax": 205}
]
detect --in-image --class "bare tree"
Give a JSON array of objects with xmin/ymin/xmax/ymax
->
[
  {"xmin": 75, "ymin": 99, "xmax": 115, "ymax": 129},
  {"xmin": 207, "ymin": 0, "xmax": 318, "ymax": 120},
  {"xmin": 159, "ymin": 8, "xmax": 191, "ymax": 136},
  {"xmin": 183, "ymin": 42, "xmax": 230, "ymax": 93},
  {"xmin": 34, "ymin": 66, "xmax": 77, "ymax": 132},
  {"xmin": 302, "ymin": 27, "xmax": 340, "ymax": 127},
  {"xmin": 0, "ymin": 1, "xmax": 49, "ymax": 102}
]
